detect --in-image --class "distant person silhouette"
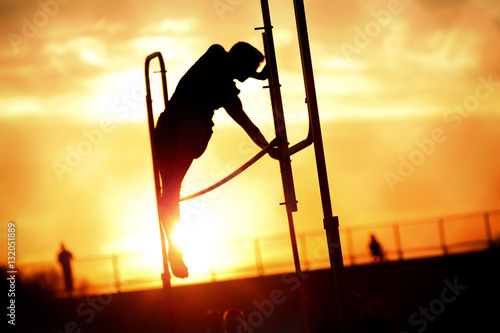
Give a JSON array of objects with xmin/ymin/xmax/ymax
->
[
  {"xmin": 223, "ymin": 308, "xmax": 247, "ymax": 333},
  {"xmin": 57, "ymin": 243, "xmax": 74, "ymax": 296},
  {"xmin": 153, "ymin": 42, "xmax": 277, "ymax": 278},
  {"xmin": 369, "ymin": 234, "xmax": 385, "ymax": 263},
  {"xmin": 206, "ymin": 309, "xmax": 224, "ymax": 333}
]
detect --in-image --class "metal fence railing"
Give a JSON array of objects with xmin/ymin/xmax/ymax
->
[{"xmin": 16, "ymin": 209, "xmax": 500, "ymax": 295}]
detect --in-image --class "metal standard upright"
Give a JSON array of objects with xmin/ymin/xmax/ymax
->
[
  {"xmin": 293, "ymin": 0, "xmax": 347, "ymax": 330},
  {"xmin": 258, "ymin": 0, "xmax": 311, "ymax": 331},
  {"xmin": 258, "ymin": 0, "xmax": 347, "ymax": 331}
]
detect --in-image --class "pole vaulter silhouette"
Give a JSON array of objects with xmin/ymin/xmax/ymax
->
[{"xmin": 144, "ymin": 1, "xmax": 347, "ymax": 332}]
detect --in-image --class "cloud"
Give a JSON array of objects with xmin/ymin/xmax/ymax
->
[
  {"xmin": 1, "ymin": 0, "xmax": 262, "ymax": 120},
  {"xmin": 3, "ymin": 0, "xmax": 497, "ymax": 121}
]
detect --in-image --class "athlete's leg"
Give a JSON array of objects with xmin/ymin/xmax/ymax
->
[{"xmin": 157, "ymin": 119, "xmax": 211, "ymax": 278}]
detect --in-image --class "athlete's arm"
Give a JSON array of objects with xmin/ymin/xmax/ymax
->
[{"xmin": 224, "ymin": 96, "xmax": 268, "ymax": 149}]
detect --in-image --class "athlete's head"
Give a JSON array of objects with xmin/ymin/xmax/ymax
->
[{"xmin": 229, "ymin": 42, "xmax": 264, "ymax": 82}]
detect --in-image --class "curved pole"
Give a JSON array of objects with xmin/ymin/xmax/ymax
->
[
  {"xmin": 287, "ymin": 118, "xmax": 313, "ymax": 156},
  {"xmin": 144, "ymin": 52, "xmax": 169, "ymax": 277},
  {"xmin": 145, "ymin": 51, "xmax": 176, "ymax": 333},
  {"xmin": 145, "ymin": 51, "xmax": 169, "ymax": 278},
  {"xmin": 180, "ymin": 138, "xmax": 280, "ymax": 202},
  {"xmin": 145, "ymin": 52, "xmax": 168, "ymax": 108}
]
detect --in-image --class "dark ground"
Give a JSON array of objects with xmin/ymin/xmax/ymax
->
[{"xmin": 9, "ymin": 249, "xmax": 500, "ymax": 332}]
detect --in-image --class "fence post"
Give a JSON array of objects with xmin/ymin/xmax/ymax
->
[
  {"xmin": 438, "ymin": 219, "xmax": 448, "ymax": 255},
  {"xmin": 111, "ymin": 255, "xmax": 121, "ymax": 293},
  {"xmin": 484, "ymin": 212, "xmax": 494, "ymax": 250},
  {"xmin": 345, "ymin": 228, "xmax": 355, "ymax": 265},
  {"xmin": 393, "ymin": 224, "xmax": 403, "ymax": 261},
  {"xmin": 254, "ymin": 238, "xmax": 264, "ymax": 277},
  {"xmin": 299, "ymin": 234, "xmax": 310, "ymax": 271}
]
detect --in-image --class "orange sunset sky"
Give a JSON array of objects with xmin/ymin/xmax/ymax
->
[{"xmin": 1, "ymin": 0, "xmax": 500, "ymax": 286}]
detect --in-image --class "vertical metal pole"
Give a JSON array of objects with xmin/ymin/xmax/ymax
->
[
  {"xmin": 111, "ymin": 255, "xmax": 121, "ymax": 293},
  {"xmin": 254, "ymin": 238, "xmax": 264, "ymax": 276},
  {"xmin": 291, "ymin": 0, "xmax": 346, "ymax": 331},
  {"xmin": 438, "ymin": 219, "xmax": 448, "ymax": 255},
  {"xmin": 299, "ymin": 234, "xmax": 310, "ymax": 271},
  {"xmin": 345, "ymin": 228, "xmax": 356, "ymax": 265},
  {"xmin": 393, "ymin": 224, "xmax": 403, "ymax": 260},
  {"xmin": 145, "ymin": 52, "xmax": 175, "ymax": 333},
  {"xmin": 484, "ymin": 212, "xmax": 494, "ymax": 250},
  {"xmin": 258, "ymin": 1, "xmax": 309, "ymax": 331},
  {"xmin": 259, "ymin": 1, "xmax": 298, "ymax": 214},
  {"xmin": 259, "ymin": 0, "xmax": 301, "ymax": 279}
]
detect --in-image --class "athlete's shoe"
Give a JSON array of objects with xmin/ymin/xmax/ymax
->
[{"xmin": 168, "ymin": 248, "xmax": 189, "ymax": 279}]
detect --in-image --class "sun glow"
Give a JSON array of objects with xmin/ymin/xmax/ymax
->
[
  {"xmin": 173, "ymin": 213, "xmax": 220, "ymax": 277},
  {"xmin": 3, "ymin": 0, "xmax": 500, "ymax": 296}
]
